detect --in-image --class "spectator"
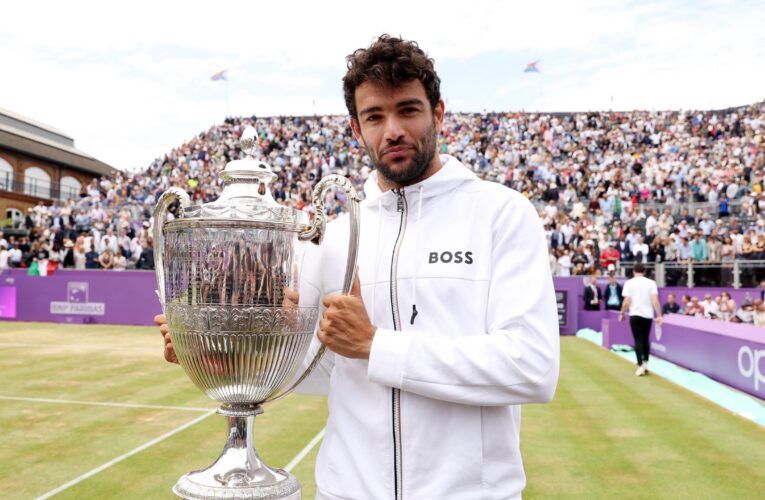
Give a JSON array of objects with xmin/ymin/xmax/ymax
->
[
  {"xmin": 700, "ymin": 293, "xmax": 721, "ymax": 319},
  {"xmin": 662, "ymin": 293, "xmax": 681, "ymax": 315},
  {"xmin": 685, "ymin": 296, "xmax": 705, "ymax": 317},
  {"xmin": 718, "ymin": 291, "xmax": 737, "ymax": 321},
  {"xmin": 98, "ymin": 248, "xmax": 114, "ymax": 270},
  {"xmin": 690, "ymin": 232, "xmax": 708, "ymax": 262},
  {"xmin": 84, "ymin": 246, "xmax": 100, "ymax": 269},
  {"xmin": 733, "ymin": 299, "xmax": 755, "ymax": 324},
  {"xmin": 753, "ymin": 299, "xmax": 765, "ymax": 327},
  {"xmin": 0, "ymin": 243, "xmax": 8, "ymax": 270},
  {"xmin": 603, "ymin": 273, "xmax": 623, "ymax": 311},
  {"xmin": 583, "ymin": 275, "xmax": 602, "ymax": 310},
  {"xmin": 113, "ymin": 247, "xmax": 128, "ymax": 271},
  {"xmin": 136, "ymin": 239, "xmax": 155, "ymax": 270}
]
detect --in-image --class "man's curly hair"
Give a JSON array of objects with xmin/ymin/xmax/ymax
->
[{"xmin": 343, "ymin": 34, "xmax": 441, "ymax": 121}]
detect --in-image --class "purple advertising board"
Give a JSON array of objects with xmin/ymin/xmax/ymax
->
[
  {"xmin": 649, "ymin": 314, "xmax": 765, "ymax": 400},
  {"xmin": 0, "ymin": 269, "xmax": 161, "ymax": 326},
  {"xmin": 0, "ymin": 285, "xmax": 16, "ymax": 318}
]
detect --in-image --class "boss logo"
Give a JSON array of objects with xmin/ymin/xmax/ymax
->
[{"xmin": 429, "ymin": 251, "xmax": 473, "ymax": 264}]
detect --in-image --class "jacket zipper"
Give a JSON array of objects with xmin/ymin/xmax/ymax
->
[{"xmin": 390, "ymin": 188, "xmax": 407, "ymax": 500}]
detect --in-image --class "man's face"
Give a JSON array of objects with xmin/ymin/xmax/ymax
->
[{"xmin": 350, "ymin": 80, "xmax": 444, "ymax": 189}]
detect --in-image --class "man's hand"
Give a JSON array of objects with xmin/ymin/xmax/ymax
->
[
  {"xmin": 318, "ymin": 274, "xmax": 376, "ymax": 359},
  {"xmin": 656, "ymin": 316, "xmax": 663, "ymax": 327},
  {"xmin": 154, "ymin": 314, "xmax": 178, "ymax": 364},
  {"xmin": 618, "ymin": 311, "xmax": 625, "ymax": 322}
]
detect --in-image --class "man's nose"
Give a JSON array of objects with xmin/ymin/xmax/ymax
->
[{"xmin": 383, "ymin": 116, "xmax": 405, "ymax": 143}]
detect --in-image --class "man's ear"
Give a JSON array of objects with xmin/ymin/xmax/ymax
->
[
  {"xmin": 350, "ymin": 117, "xmax": 364, "ymax": 145},
  {"xmin": 433, "ymin": 99, "xmax": 445, "ymax": 134}
]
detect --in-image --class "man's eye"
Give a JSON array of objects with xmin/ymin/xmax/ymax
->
[
  {"xmin": 366, "ymin": 115, "xmax": 380, "ymax": 122},
  {"xmin": 402, "ymin": 107, "xmax": 418, "ymax": 115}
]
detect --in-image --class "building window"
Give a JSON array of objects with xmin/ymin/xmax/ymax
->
[
  {"xmin": 24, "ymin": 166, "xmax": 51, "ymax": 198},
  {"xmin": 5, "ymin": 208, "xmax": 23, "ymax": 229},
  {"xmin": 59, "ymin": 175, "xmax": 82, "ymax": 201},
  {"xmin": 0, "ymin": 158, "xmax": 13, "ymax": 191}
]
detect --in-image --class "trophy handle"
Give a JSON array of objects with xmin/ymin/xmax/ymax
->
[
  {"xmin": 266, "ymin": 175, "xmax": 361, "ymax": 403},
  {"xmin": 152, "ymin": 187, "xmax": 191, "ymax": 306}
]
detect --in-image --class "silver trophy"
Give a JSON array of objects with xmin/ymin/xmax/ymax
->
[{"xmin": 153, "ymin": 126, "xmax": 360, "ymax": 499}]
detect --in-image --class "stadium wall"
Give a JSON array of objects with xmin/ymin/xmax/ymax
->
[{"xmin": 602, "ymin": 312, "xmax": 765, "ymax": 400}]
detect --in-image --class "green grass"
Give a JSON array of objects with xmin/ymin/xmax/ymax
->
[
  {"xmin": 0, "ymin": 322, "xmax": 763, "ymax": 499},
  {"xmin": 522, "ymin": 338, "xmax": 765, "ymax": 499}
]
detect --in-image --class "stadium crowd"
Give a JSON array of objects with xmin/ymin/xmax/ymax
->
[{"xmin": 3, "ymin": 102, "xmax": 765, "ymax": 282}]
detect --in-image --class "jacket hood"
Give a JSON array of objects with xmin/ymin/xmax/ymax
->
[{"xmin": 361, "ymin": 154, "xmax": 477, "ymax": 212}]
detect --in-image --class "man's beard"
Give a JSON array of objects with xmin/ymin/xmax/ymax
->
[{"xmin": 368, "ymin": 122, "xmax": 438, "ymax": 186}]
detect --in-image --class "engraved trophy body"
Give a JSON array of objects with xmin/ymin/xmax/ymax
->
[{"xmin": 153, "ymin": 127, "xmax": 359, "ymax": 499}]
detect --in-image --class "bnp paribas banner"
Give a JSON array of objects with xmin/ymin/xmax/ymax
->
[
  {"xmin": 2, "ymin": 269, "xmax": 161, "ymax": 325},
  {"xmin": 50, "ymin": 282, "xmax": 105, "ymax": 316}
]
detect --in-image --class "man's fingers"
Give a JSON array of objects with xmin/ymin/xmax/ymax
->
[
  {"xmin": 349, "ymin": 271, "xmax": 362, "ymax": 299},
  {"xmin": 154, "ymin": 314, "xmax": 166, "ymax": 326},
  {"xmin": 164, "ymin": 344, "xmax": 178, "ymax": 364}
]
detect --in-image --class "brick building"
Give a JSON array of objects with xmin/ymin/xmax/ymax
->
[{"xmin": 0, "ymin": 107, "xmax": 115, "ymax": 230}]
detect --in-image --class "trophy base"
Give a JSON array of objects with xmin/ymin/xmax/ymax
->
[{"xmin": 173, "ymin": 407, "xmax": 301, "ymax": 500}]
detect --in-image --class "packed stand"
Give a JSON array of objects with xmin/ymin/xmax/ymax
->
[{"xmin": 3, "ymin": 102, "xmax": 764, "ymax": 278}]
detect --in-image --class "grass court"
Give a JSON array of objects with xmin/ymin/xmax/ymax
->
[{"xmin": 0, "ymin": 322, "xmax": 763, "ymax": 499}]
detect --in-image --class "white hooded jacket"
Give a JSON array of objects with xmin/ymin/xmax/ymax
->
[{"xmin": 298, "ymin": 154, "xmax": 560, "ymax": 500}]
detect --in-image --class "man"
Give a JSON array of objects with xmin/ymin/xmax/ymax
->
[
  {"xmin": 662, "ymin": 293, "xmax": 681, "ymax": 315},
  {"xmin": 684, "ymin": 296, "xmax": 706, "ymax": 317},
  {"xmin": 700, "ymin": 293, "xmax": 720, "ymax": 319},
  {"xmin": 599, "ymin": 241, "xmax": 620, "ymax": 271},
  {"xmin": 156, "ymin": 35, "xmax": 559, "ymax": 500},
  {"xmin": 603, "ymin": 273, "xmax": 623, "ymax": 311},
  {"xmin": 619, "ymin": 262, "xmax": 662, "ymax": 376},
  {"xmin": 583, "ymin": 275, "xmax": 602, "ymax": 310},
  {"xmin": 690, "ymin": 231, "xmax": 708, "ymax": 262}
]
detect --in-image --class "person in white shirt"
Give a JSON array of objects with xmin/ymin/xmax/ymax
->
[
  {"xmin": 0, "ymin": 243, "xmax": 9, "ymax": 269},
  {"xmin": 700, "ymin": 293, "xmax": 721, "ymax": 319},
  {"xmin": 619, "ymin": 262, "xmax": 663, "ymax": 376},
  {"xmin": 632, "ymin": 236, "xmax": 649, "ymax": 263}
]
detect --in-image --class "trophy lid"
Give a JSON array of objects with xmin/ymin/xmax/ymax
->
[{"xmin": 171, "ymin": 126, "xmax": 309, "ymax": 231}]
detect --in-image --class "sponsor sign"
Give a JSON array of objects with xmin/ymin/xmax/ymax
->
[{"xmin": 50, "ymin": 282, "xmax": 105, "ymax": 316}]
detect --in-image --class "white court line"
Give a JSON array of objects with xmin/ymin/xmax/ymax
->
[
  {"xmin": 0, "ymin": 342, "xmax": 154, "ymax": 350},
  {"xmin": 0, "ymin": 395, "xmax": 214, "ymax": 413},
  {"xmin": 34, "ymin": 409, "xmax": 217, "ymax": 500},
  {"xmin": 284, "ymin": 428, "xmax": 325, "ymax": 472}
]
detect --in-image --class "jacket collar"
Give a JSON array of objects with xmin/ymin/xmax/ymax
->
[{"xmin": 361, "ymin": 155, "xmax": 476, "ymax": 212}]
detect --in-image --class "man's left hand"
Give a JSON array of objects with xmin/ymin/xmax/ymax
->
[{"xmin": 318, "ymin": 273, "xmax": 375, "ymax": 359}]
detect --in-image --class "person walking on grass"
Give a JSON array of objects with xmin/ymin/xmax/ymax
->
[{"xmin": 619, "ymin": 262, "xmax": 662, "ymax": 376}]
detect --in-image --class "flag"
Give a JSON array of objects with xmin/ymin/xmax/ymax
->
[
  {"xmin": 524, "ymin": 61, "xmax": 540, "ymax": 73},
  {"xmin": 210, "ymin": 69, "xmax": 228, "ymax": 81}
]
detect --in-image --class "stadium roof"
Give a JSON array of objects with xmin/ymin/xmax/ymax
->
[{"xmin": 0, "ymin": 107, "xmax": 116, "ymax": 176}]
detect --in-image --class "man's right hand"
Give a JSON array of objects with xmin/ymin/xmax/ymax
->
[{"xmin": 154, "ymin": 314, "xmax": 179, "ymax": 364}]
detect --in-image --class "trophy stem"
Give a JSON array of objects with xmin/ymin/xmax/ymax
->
[{"xmin": 173, "ymin": 406, "xmax": 301, "ymax": 500}]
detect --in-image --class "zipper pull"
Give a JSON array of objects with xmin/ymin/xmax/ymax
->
[{"xmin": 396, "ymin": 190, "xmax": 404, "ymax": 212}]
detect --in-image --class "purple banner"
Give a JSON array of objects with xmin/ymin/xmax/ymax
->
[
  {"xmin": 650, "ymin": 314, "xmax": 765, "ymax": 400},
  {"xmin": 601, "ymin": 311, "xmax": 634, "ymax": 349},
  {"xmin": 0, "ymin": 269, "xmax": 161, "ymax": 326},
  {"xmin": 0, "ymin": 286, "xmax": 16, "ymax": 318}
]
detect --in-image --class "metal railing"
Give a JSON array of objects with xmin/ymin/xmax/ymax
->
[
  {"xmin": 616, "ymin": 260, "xmax": 765, "ymax": 288},
  {"xmin": 533, "ymin": 198, "xmax": 748, "ymax": 220},
  {"xmin": 0, "ymin": 170, "xmax": 80, "ymax": 201}
]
